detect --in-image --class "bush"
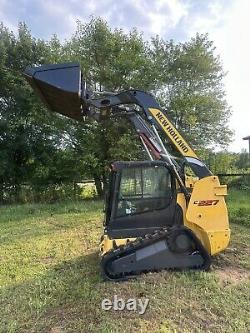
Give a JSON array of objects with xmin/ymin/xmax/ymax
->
[
  {"xmin": 0, "ymin": 182, "xmax": 97, "ymax": 204},
  {"xmin": 228, "ymin": 176, "xmax": 250, "ymax": 190},
  {"xmin": 229, "ymin": 208, "xmax": 250, "ymax": 227},
  {"xmin": 79, "ymin": 184, "xmax": 97, "ymax": 199},
  {"xmin": 227, "ymin": 189, "xmax": 250, "ymax": 227}
]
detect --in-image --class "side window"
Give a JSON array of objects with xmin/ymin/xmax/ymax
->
[{"xmin": 116, "ymin": 166, "xmax": 173, "ymax": 217}]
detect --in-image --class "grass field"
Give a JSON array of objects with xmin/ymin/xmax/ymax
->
[{"xmin": 0, "ymin": 190, "xmax": 249, "ymax": 333}]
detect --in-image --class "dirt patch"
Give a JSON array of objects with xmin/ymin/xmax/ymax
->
[
  {"xmin": 40, "ymin": 255, "xmax": 55, "ymax": 264},
  {"xmin": 212, "ymin": 243, "xmax": 250, "ymax": 286},
  {"xmin": 50, "ymin": 327, "xmax": 64, "ymax": 333},
  {"xmin": 216, "ymin": 267, "xmax": 250, "ymax": 286},
  {"xmin": 212, "ymin": 244, "xmax": 249, "ymax": 270}
]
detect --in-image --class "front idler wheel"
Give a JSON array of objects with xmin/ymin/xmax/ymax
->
[{"xmin": 168, "ymin": 228, "xmax": 193, "ymax": 253}]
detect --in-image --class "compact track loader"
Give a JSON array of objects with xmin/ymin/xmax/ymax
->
[{"xmin": 24, "ymin": 63, "xmax": 230, "ymax": 280}]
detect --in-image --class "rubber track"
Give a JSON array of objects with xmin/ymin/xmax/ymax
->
[{"xmin": 101, "ymin": 226, "xmax": 211, "ymax": 281}]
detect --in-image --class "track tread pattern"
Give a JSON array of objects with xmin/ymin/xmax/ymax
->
[{"xmin": 101, "ymin": 226, "xmax": 211, "ymax": 281}]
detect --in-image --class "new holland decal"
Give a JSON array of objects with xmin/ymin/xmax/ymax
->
[{"xmin": 148, "ymin": 108, "xmax": 197, "ymax": 158}]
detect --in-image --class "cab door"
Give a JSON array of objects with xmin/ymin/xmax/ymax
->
[{"xmin": 107, "ymin": 161, "xmax": 177, "ymax": 238}]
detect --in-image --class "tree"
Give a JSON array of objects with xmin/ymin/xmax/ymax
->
[
  {"xmin": 235, "ymin": 150, "xmax": 250, "ymax": 169},
  {"xmin": 63, "ymin": 18, "xmax": 155, "ymax": 91},
  {"xmin": 151, "ymin": 34, "xmax": 233, "ymax": 149},
  {"xmin": 0, "ymin": 23, "xmax": 73, "ymax": 201},
  {"xmin": 61, "ymin": 23, "xmax": 233, "ymax": 194},
  {"xmin": 60, "ymin": 18, "xmax": 154, "ymax": 195},
  {"xmin": 0, "ymin": 18, "xmax": 234, "ymax": 200}
]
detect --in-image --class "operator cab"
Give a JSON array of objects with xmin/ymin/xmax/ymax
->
[{"xmin": 104, "ymin": 160, "xmax": 182, "ymax": 238}]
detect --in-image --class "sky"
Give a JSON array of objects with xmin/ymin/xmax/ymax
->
[{"xmin": 0, "ymin": 0, "xmax": 249, "ymax": 152}]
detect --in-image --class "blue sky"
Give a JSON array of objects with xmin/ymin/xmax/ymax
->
[{"xmin": 0, "ymin": 0, "xmax": 249, "ymax": 152}]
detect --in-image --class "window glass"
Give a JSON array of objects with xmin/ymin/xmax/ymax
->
[{"xmin": 116, "ymin": 165, "xmax": 172, "ymax": 217}]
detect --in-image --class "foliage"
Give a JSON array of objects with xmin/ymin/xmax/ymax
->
[
  {"xmin": 235, "ymin": 149, "xmax": 250, "ymax": 169},
  {"xmin": 228, "ymin": 175, "xmax": 250, "ymax": 190},
  {"xmin": 80, "ymin": 183, "xmax": 97, "ymax": 199},
  {"xmin": 227, "ymin": 189, "xmax": 250, "ymax": 226},
  {"xmin": 0, "ymin": 18, "xmax": 236, "ymax": 200},
  {"xmin": 151, "ymin": 34, "xmax": 233, "ymax": 148},
  {"xmin": 0, "ymin": 22, "xmax": 74, "ymax": 201},
  {"xmin": 198, "ymin": 149, "xmax": 250, "ymax": 186},
  {"xmin": 64, "ymin": 18, "xmax": 155, "ymax": 91}
]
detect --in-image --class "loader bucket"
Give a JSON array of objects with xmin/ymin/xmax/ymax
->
[{"xmin": 24, "ymin": 62, "xmax": 86, "ymax": 121}]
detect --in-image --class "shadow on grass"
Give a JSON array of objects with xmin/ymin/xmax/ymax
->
[{"xmin": 0, "ymin": 251, "xmax": 111, "ymax": 333}]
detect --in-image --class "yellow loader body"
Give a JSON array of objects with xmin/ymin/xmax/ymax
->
[{"xmin": 101, "ymin": 175, "xmax": 230, "ymax": 257}]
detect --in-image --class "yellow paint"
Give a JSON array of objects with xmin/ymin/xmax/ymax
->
[
  {"xmin": 185, "ymin": 176, "xmax": 230, "ymax": 255},
  {"xmin": 177, "ymin": 192, "xmax": 187, "ymax": 217},
  {"xmin": 100, "ymin": 178, "xmax": 230, "ymax": 257},
  {"xmin": 185, "ymin": 175, "xmax": 199, "ymax": 189},
  {"xmin": 148, "ymin": 108, "xmax": 198, "ymax": 158},
  {"xmin": 100, "ymin": 235, "xmax": 136, "ymax": 255}
]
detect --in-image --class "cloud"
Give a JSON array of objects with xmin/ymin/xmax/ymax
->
[
  {"xmin": 0, "ymin": 1, "xmax": 222, "ymax": 40},
  {"xmin": 109, "ymin": 0, "xmax": 188, "ymax": 37},
  {"xmin": 0, "ymin": 0, "xmax": 189, "ymax": 39}
]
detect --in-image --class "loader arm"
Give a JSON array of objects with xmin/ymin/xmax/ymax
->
[
  {"xmin": 23, "ymin": 63, "xmax": 210, "ymax": 180},
  {"xmin": 90, "ymin": 90, "xmax": 197, "ymax": 158},
  {"xmin": 87, "ymin": 90, "xmax": 211, "ymax": 179}
]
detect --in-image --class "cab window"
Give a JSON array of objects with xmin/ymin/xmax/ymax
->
[{"xmin": 116, "ymin": 165, "xmax": 173, "ymax": 217}]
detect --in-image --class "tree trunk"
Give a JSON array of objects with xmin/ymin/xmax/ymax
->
[
  {"xmin": 94, "ymin": 176, "xmax": 104, "ymax": 198},
  {"xmin": 0, "ymin": 183, "xmax": 4, "ymax": 204},
  {"xmin": 102, "ymin": 172, "xmax": 108, "ymax": 195}
]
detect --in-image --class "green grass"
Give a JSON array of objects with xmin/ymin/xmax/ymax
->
[
  {"xmin": 0, "ymin": 192, "xmax": 249, "ymax": 333},
  {"xmin": 227, "ymin": 189, "xmax": 250, "ymax": 226}
]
